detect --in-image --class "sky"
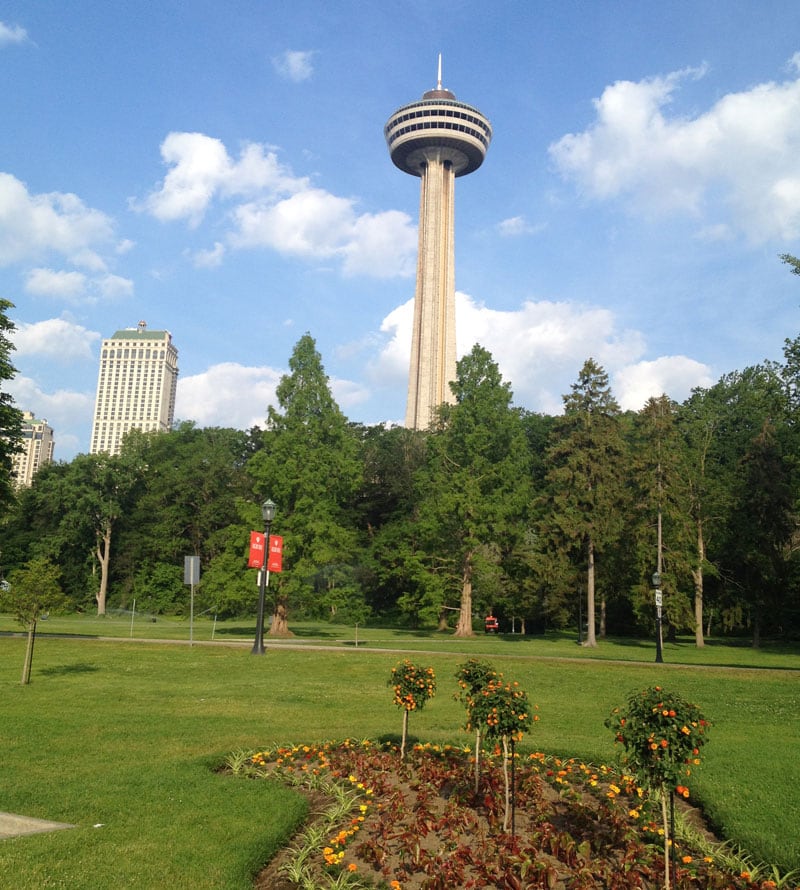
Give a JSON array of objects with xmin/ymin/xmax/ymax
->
[{"xmin": 3, "ymin": 1, "xmax": 800, "ymax": 461}]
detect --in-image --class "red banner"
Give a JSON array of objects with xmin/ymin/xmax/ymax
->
[
  {"xmin": 248, "ymin": 531, "xmax": 265, "ymax": 568},
  {"xmin": 248, "ymin": 532, "xmax": 283, "ymax": 571},
  {"xmin": 267, "ymin": 535, "xmax": 283, "ymax": 573}
]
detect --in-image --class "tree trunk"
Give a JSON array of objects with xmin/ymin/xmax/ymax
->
[
  {"xmin": 400, "ymin": 708, "xmax": 409, "ymax": 760},
  {"xmin": 501, "ymin": 735, "xmax": 511, "ymax": 832},
  {"xmin": 21, "ymin": 620, "xmax": 36, "ymax": 685},
  {"xmin": 692, "ymin": 519, "xmax": 705, "ymax": 647},
  {"xmin": 599, "ymin": 597, "xmax": 607, "ymax": 638},
  {"xmin": 584, "ymin": 538, "xmax": 597, "ymax": 647},
  {"xmin": 454, "ymin": 551, "xmax": 475, "ymax": 637},
  {"xmin": 95, "ymin": 521, "xmax": 112, "ymax": 616},
  {"xmin": 268, "ymin": 597, "xmax": 292, "ymax": 636},
  {"xmin": 473, "ymin": 727, "xmax": 482, "ymax": 795},
  {"xmin": 437, "ymin": 609, "xmax": 450, "ymax": 632}
]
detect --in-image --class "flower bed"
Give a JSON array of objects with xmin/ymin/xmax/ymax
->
[{"xmin": 235, "ymin": 740, "xmax": 779, "ymax": 890}]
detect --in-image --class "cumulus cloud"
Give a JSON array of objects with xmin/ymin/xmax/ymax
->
[
  {"xmin": 189, "ymin": 241, "xmax": 226, "ymax": 268},
  {"xmin": 272, "ymin": 50, "xmax": 315, "ymax": 82},
  {"xmin": 25, "ymin": 268, "xmax": 87, "ymax": 298},
  {"xmin": 613, "ymin": 356, "xmax": 714, "ymax": 410},
  {"xmin": 0, "ymin": 173, "xmax": 115, "ymax": 266},
  {"xmin": 550, "ymin": 59, "xmax": 800, "ymax": 241},
  {"xmin": 139, "ymin": 132, "xmax": 307, "ymax": 226},
  {"xmin": 12, "ymin": 317, "xmax": 101, "ymax": 361},
  {"xmin": 175, "ymin": 362, "xmax": 283, "ymax": 429},
  {"xmin": 174, "ymin": 360, "xmax": 369, "ymax": 431},
  {"xmin": 139, "ymin": 131, "xmax": 418, "ymax": 277},
  {"xmin": 6, "ymin": 373, "xmax": 95, "ymax": 454},
  {"xmin": 0, "ymin": 21, "xmax": 28, "ymax": 45},
  {"xmin": 23, "ymin": 266, "xmax": 132, "ymax": 303},
  {"xmin": 374, "ymin": 292, "xmax": 711, "ymax": 415},
  {"xmin": 233, "ymin": 191, "xmax": 417, "ymax": 276}
]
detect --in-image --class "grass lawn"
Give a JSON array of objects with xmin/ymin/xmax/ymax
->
[{"xmin": 0, "ymin": 621, "xmax": 798, "ymax": 888}]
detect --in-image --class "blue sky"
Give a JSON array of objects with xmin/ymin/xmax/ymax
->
[{"xmin": 3, "ymin": 1, "xmax": 800, "ymax": 460}]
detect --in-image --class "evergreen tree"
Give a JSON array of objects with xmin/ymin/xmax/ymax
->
[
  {"xmin": 414, "ymin": 345, "xmax": 532, "ymax": 636},
  {"xmin": 542, "ymin": 359, "xmax": 625, "ymax": 646},
  {"xmin": 247, "ymin": 334, "xmax": 363, "ymax": 632}
]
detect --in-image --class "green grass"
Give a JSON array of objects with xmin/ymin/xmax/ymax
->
[{"xmin": 0, "ymin": 620, "xmax": 798, "ymax": 888}]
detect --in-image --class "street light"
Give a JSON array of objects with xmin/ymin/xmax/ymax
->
[
  {"xmin": 252, "ymin": 499, "xmax": 276, "ymax": 655},
  {"xmin": 652, "ymin": 570, "xmax": 664, "ymax": 664}
]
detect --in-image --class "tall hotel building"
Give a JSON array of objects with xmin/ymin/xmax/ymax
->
[
  {"xmin": 11, "ymin": 411, "xmax": 55, "ymax": 487},
  {"xmin": 90, "ymin": 322, "xmax": 179, "ymax": 456}
]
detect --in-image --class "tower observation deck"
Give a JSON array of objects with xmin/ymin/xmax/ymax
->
[{"xmin": 385, "ymin": 59, "xmax": 492, "ymax": 429}]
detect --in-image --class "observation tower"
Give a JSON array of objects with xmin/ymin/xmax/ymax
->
[{"xmin": 385, "ymin": 57, "xmax": 492, "ymax": 429}]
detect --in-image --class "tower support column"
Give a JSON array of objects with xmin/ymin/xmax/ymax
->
[{"xmin": 406, "ymin": 151, "xmax": 457, "ymax": 429}]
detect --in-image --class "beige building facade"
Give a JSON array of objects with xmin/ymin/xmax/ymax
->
[
  {"xmin": 11, "ymin": 411, "xmax": 55, "ymax": 487},
  {"xmin": 90, "ymin": 322, "xmax": 179, "ymax": 456}
]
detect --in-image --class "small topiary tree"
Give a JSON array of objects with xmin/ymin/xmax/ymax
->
[
  {"xmin": 467, "ymin": 676, "xmax": 535, "ymax": 831},
  {"xmin": 388, "ymin": 659, "xmax": 436, "ymax": 759},
  {"xmin": 455, "ymin": 658, "xmax": 498, "ymax": 793},
  {"xmin": 606, "ymin": 685, "xmax": 711, "ymax": 890}
]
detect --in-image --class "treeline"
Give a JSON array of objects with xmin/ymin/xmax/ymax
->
[{"xmin": 2, "ymin": 331, "xmax": 800, "ymax": 645}]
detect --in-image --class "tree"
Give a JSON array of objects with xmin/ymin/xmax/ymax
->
[
  {"xmin": 248, "ymin": 334, "xmax": 363, "ymax": 633},
  {"xmin": 542, "ymin": 359, "xmax": 625, "ymax": 646},
  {"xmin": 0, "ymin": 557, "xmax": 67, "ymax": 684},
  {"xmin": 414, "ymin": 345, "xmax": 533, "ymax": 636},
  {"xmin": 607, "ymin": 687, "xmax": 710, "ymax": 890},
  {"xmin": 628, "ymin": 397, "xmax": 696, "ymax": 643},
  {"xmin": 0, "ymin": 298, "xmax": 23, "ymax": 508}
]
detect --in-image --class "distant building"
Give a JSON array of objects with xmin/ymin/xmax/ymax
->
[
  {"xmin": 90, "ymin": 321, "xmax": 179, "ymax": 456},
  {"xmin": 12, "ymin": 411, "xmax": 55, "ymax": 487}
]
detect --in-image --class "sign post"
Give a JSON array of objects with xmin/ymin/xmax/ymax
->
[{"xmin": 184, "ymin": 556, "xmax": 200, "ymax": 646}]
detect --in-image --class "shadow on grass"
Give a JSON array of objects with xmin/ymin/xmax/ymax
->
[{"xmin": 40, "ymin": 662, "xmax": 100, "ymax": 676}]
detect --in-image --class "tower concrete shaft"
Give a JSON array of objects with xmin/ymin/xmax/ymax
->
[
  {"xmin": 385, "ymin": 62, "xmax": 491, "ymax": 430},
  {"xmin": 407, "ymin": 150, "xmax": 457, "ymax": 428}
]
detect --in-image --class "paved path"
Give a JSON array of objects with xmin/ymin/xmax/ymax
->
[{"xmin": 0, "ymin": 812, "xmax": 74, "ymax": 839}]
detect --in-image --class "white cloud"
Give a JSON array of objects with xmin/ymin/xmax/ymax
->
[
  {"xmin": 6, "ymin": 374, "xmax": 95, "ymax": 454},
  {"xmin": 174, "ymin": 361, "xmax": 368, "ymax": 430},
  {"xmin": 550, "ymin": 60, "xmax": 800, "ymax": 241},
  {"xmin": 374, "ymin": 292, "xmax": 711, "ymax": 415},
  {"xmin": 0, "ymin": 173, "xmax": 115, "ymax": 266},
  {"xmin": 23, "ymin": 266, "xmax": 132, "ymax": 303},
  {"xmin": 97, "ymin": 273, "xmax": 134, "ymax": 298},
  {"xmin": 174, "ymin": 362, "xmax": 283, "ymax": 429},
  {"xmin": 139, "ymin": 132, "xmax": 306, "ymax": 226},
  {"xmin": 496, "ymin": 216, "xmax": 544, "ymax": 237},
  {"xmin": 12, "ymin": 317, "xmax": 101, "ymax": 361},
  {"xmin": 233, "ymin": 190, "xmax": 417, "ymax": 276},
  {"xmin": 272, "ymin": 50, "xmax": 315, "ymax": 83},
  {"xmin": 25, "ymin": 268, "xmax": 87, "ymax": 297},
  {"xmin": 0, "ymin": 21, "xmax": 27, "ymax": 45},
  {"xmin": 189, "ymin": 241, "xmax": 226, "ymax": 268},
  {"xmin": 614, "ymin": 356, "xmax": 714, "ymax": 410},
  {"xmin": 140, "ymin": 131, "xmax": 417, "ymax": 277}
]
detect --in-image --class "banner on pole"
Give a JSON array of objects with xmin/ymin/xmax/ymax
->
[
  {"xmin": 268, "ymin": 535, "xmax": 283, "ymax": 572},
  {"xmin": 248, "ymin": 531, "xmax": 265, "ymax": 568}
]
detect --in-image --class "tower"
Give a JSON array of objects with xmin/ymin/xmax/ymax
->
[
  {"xmin": 385, "ymin": 57, "xmax": 492, "ymax": 429},
  {"xmin": 90, "ymin": 321, "xmax": 179, "ymax": 455}
]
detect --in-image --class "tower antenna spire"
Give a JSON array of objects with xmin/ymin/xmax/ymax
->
[{"xmin": 437, "ymin": 53, "xmax": 443, "ymax": 90}]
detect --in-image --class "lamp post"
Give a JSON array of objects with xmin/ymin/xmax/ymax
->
[
  {"xmin": 652, "ymin": 570, "xmax": 664, "ymax": 664},
  {"xmin": 252, "ymin": 499, "xmax": 276, "ymax": 655}
]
